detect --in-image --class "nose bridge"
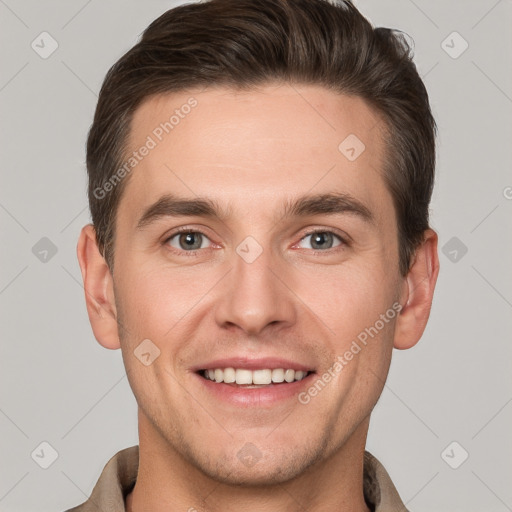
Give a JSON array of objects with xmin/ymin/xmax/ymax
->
[{"xmin": 214, "ymin": 238, "xmax": 296, "ymax": 335}]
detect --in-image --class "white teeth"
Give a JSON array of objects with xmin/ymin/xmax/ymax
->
[
  {"xmin": 284, "ymin": 369, "xmax": 295, "ymax": 383},
  {"xmin": 271, "ymin": 368, "xmax": 285, "ymax": 383},
  {"xmin": 235, "ymin": 369, "xmax": 252, "ymax": 385},
  {"xmin": 202, "ymin": 367, "xmax": 309, "ymax": 385},
  {"xmin": 253, "ymin": 369, "xmax": 272, "ymax": 385},
  {"xmin": 294, "ymin": 370, "xmax": 305, "ymax": 381},
  {"xmin": 223, "ymin": 367, "xmax": 236, "ymax": 383},
  {"xmin": 214, "ymin": 369, "xmax": 223, "ymax": 383}
]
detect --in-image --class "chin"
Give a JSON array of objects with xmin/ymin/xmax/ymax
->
[{"xmin": 188, "ymin": 444, "xmax": 325, "ymax": 487}]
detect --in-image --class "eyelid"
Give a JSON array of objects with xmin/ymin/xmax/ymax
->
[
  {"xmin": 163, "ymin": 225, "xmax": 215, "ymax": 241},
  {"xmin": 292, "ymin": 228, "xmax": 349, "ymax": 251},
  {"xmin": 162, "ymin": 226, "xmax": 350, "ymax": 255},
  {"xmin": 163, "ymin": 226, "xmax": 218, "ymax": 256}
]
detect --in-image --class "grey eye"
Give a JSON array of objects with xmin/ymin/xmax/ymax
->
[
  {"xmin": 298, "ymin": 232, "xmax": 342, "ymax": 250},
  {"xmin": 168, "ymin": 232, "xmax": 211, "ymax": 251}
]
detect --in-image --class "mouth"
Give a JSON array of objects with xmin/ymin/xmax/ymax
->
[
  {"xmin": 191, "ymin": 357, "xmax": 317, "ymax": 406},
  {"xmin": 197, "ymin": 367, "xmax": 314, "ymax": 387}
]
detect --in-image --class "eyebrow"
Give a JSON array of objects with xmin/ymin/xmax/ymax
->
[
  {"xmin": 282, "ymin": 192, "xmax": 374, "ymax": 225},
  {"xmin": 136, "ymin": 192, "xmax": 375, "ymax": 230},
  {"xmin": 136, "ymin": 194, "xmax": 231, "ymax": 229}
]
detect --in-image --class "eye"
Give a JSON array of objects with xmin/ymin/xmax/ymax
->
[
  {"xmin": 297, "ymin": 231, "xmax": 344, "ymax": 251},
  {"xmin": 166, "ymin": 230, "xmax": 212, "ymax": 251}
]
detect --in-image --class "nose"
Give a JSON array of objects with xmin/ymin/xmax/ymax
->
[{"xmin": 214, "ymin": 243, "xmax": 297, "ymax": 336}]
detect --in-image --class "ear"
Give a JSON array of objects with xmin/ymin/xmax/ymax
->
[
  {"xmin": 393, "ymin": 228, "xmax": 440, "ymax": 350},
  {"xmin": 76, "ymin": 224, "xmax": 120, "ymax": 350}
]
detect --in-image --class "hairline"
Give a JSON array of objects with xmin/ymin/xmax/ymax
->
[{"xmin": 103, "ymin": 82, "xmax": 407, "ymax": 276}]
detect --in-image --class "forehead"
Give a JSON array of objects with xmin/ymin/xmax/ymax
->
[{"xmin": 118, "ymin": 83, "xmax": 392, "ymax": 227}]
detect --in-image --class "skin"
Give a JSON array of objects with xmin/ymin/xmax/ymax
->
[{"xmin": 77, "ymin": 83, "xmax": 439, "ymax": 512}]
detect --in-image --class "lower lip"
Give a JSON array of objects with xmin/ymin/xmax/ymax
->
[{"xmin": 195, "ymin": 372, "xmax": 316, "ymax": 407}]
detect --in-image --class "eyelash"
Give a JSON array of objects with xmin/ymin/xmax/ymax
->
[
  {"xmin": 163, "ymin": 226, "xmax": 349, "ymax": 257},
  {"xmin": 297, "ymin": 228, "xmax": 349, "ymax": 253},
  {"xmin": 163, "ymin": 226, "xmax": 213, "ymax": 258}
]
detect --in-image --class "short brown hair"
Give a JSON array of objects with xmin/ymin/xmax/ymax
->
[{"xmin": 87, "ymin": 0, "xmax": 436, "ymax": 276}]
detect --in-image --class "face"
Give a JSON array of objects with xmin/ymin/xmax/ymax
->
[{"xmin": 111, "ymin": 84, "xmax": 404, "ymax": 484}]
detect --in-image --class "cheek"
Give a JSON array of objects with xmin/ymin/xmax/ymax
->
[
  {"xmin": 114, "ymin": 269, "xmax": 193, "ymax": 413},
  {"xmin": 297, "ymin": 260, "xmax": 398, "ymax": 343},
  {"xmin": 115, "ymin": 263, "xmax": 211, "ymax": 342}
]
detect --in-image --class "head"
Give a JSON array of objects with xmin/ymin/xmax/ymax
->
[{"xmin": 78, "ymin": 0, "xmax": 439, "ymax": 486}]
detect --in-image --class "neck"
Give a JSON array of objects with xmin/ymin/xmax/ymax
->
[{"xmin": 126, "ymin": 413, "xmax": 372, "ymax": 512}]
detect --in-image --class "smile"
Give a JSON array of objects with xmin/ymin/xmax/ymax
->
[{"xmin": 200, "ymin": 368, "xmax": 311, "ymax": 386}]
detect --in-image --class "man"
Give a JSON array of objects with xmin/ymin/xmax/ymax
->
[{"xmin": 71, "ymin": 0, "xmax": 439, "ymax": 510}]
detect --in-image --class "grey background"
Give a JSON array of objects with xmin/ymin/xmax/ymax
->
[{"xmin": 1, "ymin": 0, "xmax": 511, "ymax": 511}]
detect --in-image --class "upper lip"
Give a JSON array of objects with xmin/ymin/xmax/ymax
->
[{"xmin": 191, "ymin": 357, "xmax": 315, "ymax": 372}]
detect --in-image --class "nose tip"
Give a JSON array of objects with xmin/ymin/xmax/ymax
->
[{"xmin": 214, "ymin": 250, "xmax": 297, "ymax": 336}]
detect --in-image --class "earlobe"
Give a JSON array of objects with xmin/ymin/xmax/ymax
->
[
  {"xmin": 76, "ymin": 224, "xmax": 121, "ymax": 350},
  {"xmin": 393, "ymin": 229, "xmax": 440, "ymax": 350}
]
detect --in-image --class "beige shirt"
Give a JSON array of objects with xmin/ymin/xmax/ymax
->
[{"xmin": 65, "ymin": 446, "xmax": 409, "ymax": 512}]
